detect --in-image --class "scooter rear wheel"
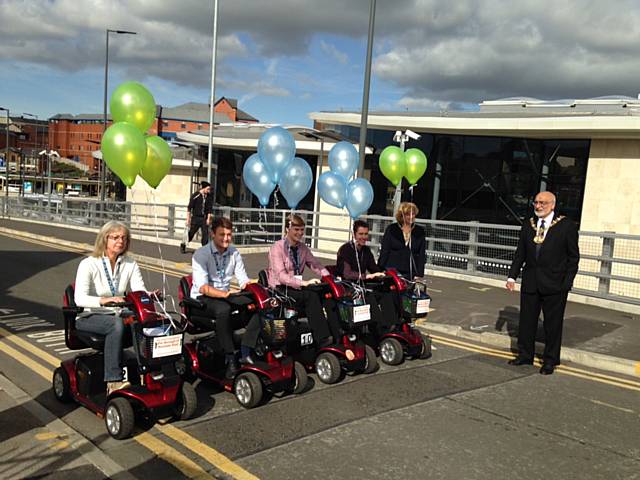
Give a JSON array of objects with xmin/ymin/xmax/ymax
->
[
  {"xmin": 292, "ymin": 361, "xmax": 308, "ymax": 394},
  {"xmin": 416, "ymin": 334, "xmax": 432, "ymax": 360},
  {"xmin": 234, "ymin": 372, "xmax": 263, "ymax": 408},
  {"xmin": 362, "ymin": 345, "xmax": 379, "ymax": 373},
  {"xmin": 52, "ymin": 367, "xmax": 72, "ymax": 403},
  {"xmin": 380, "ymin": 338, "xmax": 404, "ymax": 365},
  {"xmin": 174, "ymin": 382, "xmax": 197, "ymax": 420},
  {"xmin": 315, "ymin": 352, "xmax": 341, "ymax": 384},
  {"xmin": 105, "ymin": 397, "xmax": 135, "ymax": 440}
]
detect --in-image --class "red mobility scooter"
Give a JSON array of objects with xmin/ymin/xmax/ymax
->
[
  {"xmin": 352, "ymin": 269, "xmax": 432, "ymax": 365},
  {"xmin": 178, "ymin": 275, "xmax": 308, "ymax": 409},
  {"xmin": 53, "ymin": 285, "xmax": 197, "ymax": 439},
  {"xmin": 258, "ymin": 270, "xmax": 378, "ymax": 384}
]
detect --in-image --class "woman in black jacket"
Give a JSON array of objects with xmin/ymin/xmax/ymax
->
[{"xmin": 378, "ymin": 202, "xmax": 426, "ymax": 279}]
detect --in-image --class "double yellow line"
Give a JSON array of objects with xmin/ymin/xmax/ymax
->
[
  {"xmin": 429, "ymin": 334, "xmax": 640, "ymax": 392},
  {"xmin": 0, "ymin": 324, "xmax": 258, "ymax": 479}
]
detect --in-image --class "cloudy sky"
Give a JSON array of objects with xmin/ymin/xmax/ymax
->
[{"xmin": 2, "ymin": 0, "xmax": 640, "ymax": 126}]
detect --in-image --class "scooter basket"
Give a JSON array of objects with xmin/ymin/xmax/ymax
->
[
  {"xmin": 338, "ymin": 300, "xmax": 371, "ymax": 327},
  {"xmin": 135, "ymin": 325, "xmax": 183, "ymax": 365},
  {"xmin": 401, "ymin": 292, "xmax": 431, "ymax": 318},
  {"xmin": 262, "ymin": 316, "xmax": 288, "ymax": 345}
]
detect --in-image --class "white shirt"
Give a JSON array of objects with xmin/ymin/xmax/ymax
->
[
  {"xmin": 74, "ymin": 255, "xmax": 146, "ymax": 316},
  {"xmin": 536, "ymin": 211, "xmax": 555, "ymax": 241}
]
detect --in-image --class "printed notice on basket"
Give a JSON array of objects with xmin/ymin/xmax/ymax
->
[
  {"xmin": 152, "ymin": 334, "xmax": 183, "ymax": 358},
  {"xmin": 353, "ymin": 304, "xmax": 371, "ymax": 323},
  {"xmin": 416, "ymin": 298, "xmax": 430, "ymax": 314}
]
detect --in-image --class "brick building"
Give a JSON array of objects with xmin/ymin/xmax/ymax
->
[{"xmin": 47, "ymin": 97, "xmax": 257, "ymax": 172}]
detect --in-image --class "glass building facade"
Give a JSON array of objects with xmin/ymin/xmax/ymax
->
[{"xmin": 324, "ymin": 124, "xmax": 590, "ymax": 226}]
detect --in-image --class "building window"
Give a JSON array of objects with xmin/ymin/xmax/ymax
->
[
  {"xmin": 181, "ymin": 122, "xmax": 187, "ymax": 129},
  {"xmin": 162, "ymin": 120, "xmax": 169, "ymax": 127}
]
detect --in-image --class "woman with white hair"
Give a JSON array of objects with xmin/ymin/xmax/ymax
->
[{"xmin": 74, "ymin": 221, "xmax": 147, "ymax": 395}]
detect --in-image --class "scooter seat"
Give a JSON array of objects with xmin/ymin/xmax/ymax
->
[{"xmin": 75, "ymin": 331, "xmax": 106, "ymax": 350}]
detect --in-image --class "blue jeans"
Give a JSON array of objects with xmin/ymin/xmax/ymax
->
[{"xmin": 76, "ymin": 314, "xmax": 125, "ymax": 382}]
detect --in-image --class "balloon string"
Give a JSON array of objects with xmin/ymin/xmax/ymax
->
[{"xmin": 145, "ymin": 188, "xmax": 169, "ymax": 310}]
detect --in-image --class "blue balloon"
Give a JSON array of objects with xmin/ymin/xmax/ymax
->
[
  {"xmin": 279, "ymin": 157, "xmax": 313, "ymax": 209},
  {"xmin": 242, "ymin": 153, "xmax": 276, "ymax": 206},
  {"xmin": 257, "ymin": 126, "xmax": 296, "ymax": 183},
  {"xmin": 328, "ymin": 141, "xmax": 358, "ymax": 180},
  {"xmin": 317, "ymin": 171, "xmax": 347, "ymax": 208},
  {"xmin": 346, "ymin": 178, "xmax": 374, "ymax": 219}
]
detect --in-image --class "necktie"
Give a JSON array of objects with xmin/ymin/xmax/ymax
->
[{"xmin": 535, "ymin": 219, "xmax": 545, "ymax": 258}]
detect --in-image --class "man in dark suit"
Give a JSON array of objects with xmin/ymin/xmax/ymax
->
[{"xmin": 506, "ymin": 191, "xmax": 580, "ymax": 375}]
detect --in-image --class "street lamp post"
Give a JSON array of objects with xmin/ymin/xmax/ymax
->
[
  {"xmin": 1, "ymin": 107, "xmax": 9, "ymax": 212},
  {"xmin": 23, "ymin": 112, "xmax": 39, "ymax": 196},
  {"xmin": 102, "ymin": 28, "xmax": 137, "ymax": 201}
]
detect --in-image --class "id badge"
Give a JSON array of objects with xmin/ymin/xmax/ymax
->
[{"xmin": 294, "ymin": 275, "xmax": 303, "ymax": 282}]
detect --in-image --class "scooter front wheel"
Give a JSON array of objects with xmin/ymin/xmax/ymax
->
[
  {"xmin": 380, "ymin": 337, "xmax": 404, "ymax": 365},
  {"xmin": 315, "ymin": 352, "xmax": 341, "ymax": 384},
  {"xmin": 234, "ymin": 372, "xmax": 263, "ymax": 408},
  {"xmin": 362, "ymin": 344, "xmax": 379, "ymax": 373},
  {"xmin": 105, "ymin": 397, "xmax": 135, "ymax": 440}
]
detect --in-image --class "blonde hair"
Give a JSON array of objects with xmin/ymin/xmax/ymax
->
[
  {"xmin": 91, "ymin": 221, "xmax": 131, "ymax": 257},
  {"xmin": 395, "ymin": 202, "xmax": 418, "ymax": 225},
  {"xmin": 286, "ymin": 213, "xmax": 305, "ymax": 229}
]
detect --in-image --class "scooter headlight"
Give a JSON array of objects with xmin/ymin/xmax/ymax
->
[
  {"xmin": 348, "ymin": 334, "xmax": 357, "ymax": 342},
  {"xmin": 151, "ymin": 372, "xmax": 164, "ymax": 381}
]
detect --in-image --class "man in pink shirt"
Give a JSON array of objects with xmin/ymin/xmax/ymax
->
[{"xmin": 267, "ymin": 214, "xmax": 340, "ymax": 347}]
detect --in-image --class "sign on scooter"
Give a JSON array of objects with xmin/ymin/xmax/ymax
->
[
  {"xmin": 300, "ymin": 332, "xmax": 313, "ymax": 346},
  {"xmin": 416, "ymin": 298, "xmax": 430, "ymax": 314},
  {"xmin": 152, "ymin": 334, "xmax": 183, "ymax": 358},
  {"xmin": 352, "ymin": 304, "xmax": 371, "ymax": 323},
  {"xmin": 121, "ymin": 366, "xmax": 129, "ymax": 382}
]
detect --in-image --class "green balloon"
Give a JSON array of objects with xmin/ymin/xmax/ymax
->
[
  {"xmin": 379, "ymin": 146, "xmax": 406, "ymax": 186},
  {"xmin": 101, "ymin": 122, "xmax": 147, "ymax": 187},
  {"xmin": 140, "ymin": 136, "xmax": 173, "ymax": 189},
  {"xmin": 404, "ymin": 148, "xmax": 428, "ymax": 185},
  {"xmin": 110, "ymin": 81, "xmax": 156, "ymax": 133}
]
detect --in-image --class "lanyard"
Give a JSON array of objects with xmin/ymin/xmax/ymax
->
[
  {"xmin": 101, "ymin": 257, "xmax": 120, "ymax": 297},
  {"xmin": 210, "ymin": 244, "xmax": 229, "ymax": 280},
  {"xmin": 284, "ymin": 240, "xmax": 301, "ymax": 275}
]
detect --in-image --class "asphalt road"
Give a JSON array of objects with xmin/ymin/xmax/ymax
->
[{"xmin": 1, "ymin": 232, "xmax": 639, "ymax": 480}]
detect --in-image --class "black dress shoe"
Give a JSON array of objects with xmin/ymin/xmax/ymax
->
[
  {"xmin": 508, "ymin": 357, "xmax": 533, "ymax": 366},
  {"xmin": 539, "ymin": 364, "xmax": 555, "ymax": 375},
  {"xmin": 225, "ymin": 360, "xmax": 239, "ymax": 379}
]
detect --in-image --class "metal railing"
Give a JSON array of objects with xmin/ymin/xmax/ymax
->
[{"xmin": 2, "ymin": 195, "xmax": 639, "ymax": 306}]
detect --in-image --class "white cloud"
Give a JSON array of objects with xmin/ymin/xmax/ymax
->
[
  {"xmin": 319, "ymin": 40, "xmax": 348, "ymax": 64},
  {"xmin": 3, "ymin": 0, "xmax": 640, "ymax": 108}
]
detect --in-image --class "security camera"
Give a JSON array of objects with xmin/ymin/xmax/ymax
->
[
  {"xmin": 405, "ymin": 129, "xmax": 421, "ymax": 141},
  {"xmin": 393, "ymin": 130, "xmax": 403, "ymax": 142}
]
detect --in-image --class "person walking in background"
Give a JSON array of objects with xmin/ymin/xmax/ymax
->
[
  {"xmin": 378, "ymin": 202, "xmax": 426, "ymax": 279},
  {"xmin": 182, "ymin": 181, "xmax": 213, "ymax": 252},
  {"xmin": 506, "ymin": 191, "xmax": 580, "ymax": 375}
]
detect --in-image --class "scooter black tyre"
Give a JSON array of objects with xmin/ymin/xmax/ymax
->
[
  {"xmin": 174, "ymin": 382, "xmax": 197, "ymax": 420},
  {"xmin": 315, "ymin": 352, "xmax": 341, "ymax": 384},
  {"xmin": 292, "ymin": 361, "xmax": 308, "ymax": 394},
  {"xmin": 105, "ymin": 397, "xmax": 135, "ymax": 440},
  {"xmin": 362, "ymin": 344, "xmax": 379, "ymax": 373},
  {"xmin": 52, "ymin": 367, "xmax": 72, "ymax": 403},
  {"xmin": 234, "ymin": 372, "xmax": 263, "ymax": 409},
  {"xmin": 379, "ymin": 337, "xmax": 404, "ymax": 365}
]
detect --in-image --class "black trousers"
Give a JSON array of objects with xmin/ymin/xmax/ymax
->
[
  {"xmin": 198, "ymin": 296, "xmax": 261, "ymax": 354},
  {"xmin": 276, "ymin": 286, "xmax": 340, "ymax": 341},
  {"xmin": 365, "ymin": 291, "xmax": 399, "ymax": 331},
  {"xmin": 188, "ymin": 216, "xmax": 209, "ymax": 246},
  {"xmin": 518, "ymin": 290, "xmax": 568, "ymax": 366}
]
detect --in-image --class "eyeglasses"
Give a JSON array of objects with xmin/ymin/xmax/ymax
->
[
  {"xmin": 108, "ymin": 235, "xmax": 127, "ymax": 241},
  {"xmin": 532, "ymin": 201, "xmax": 552, "ymax": 206}
]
